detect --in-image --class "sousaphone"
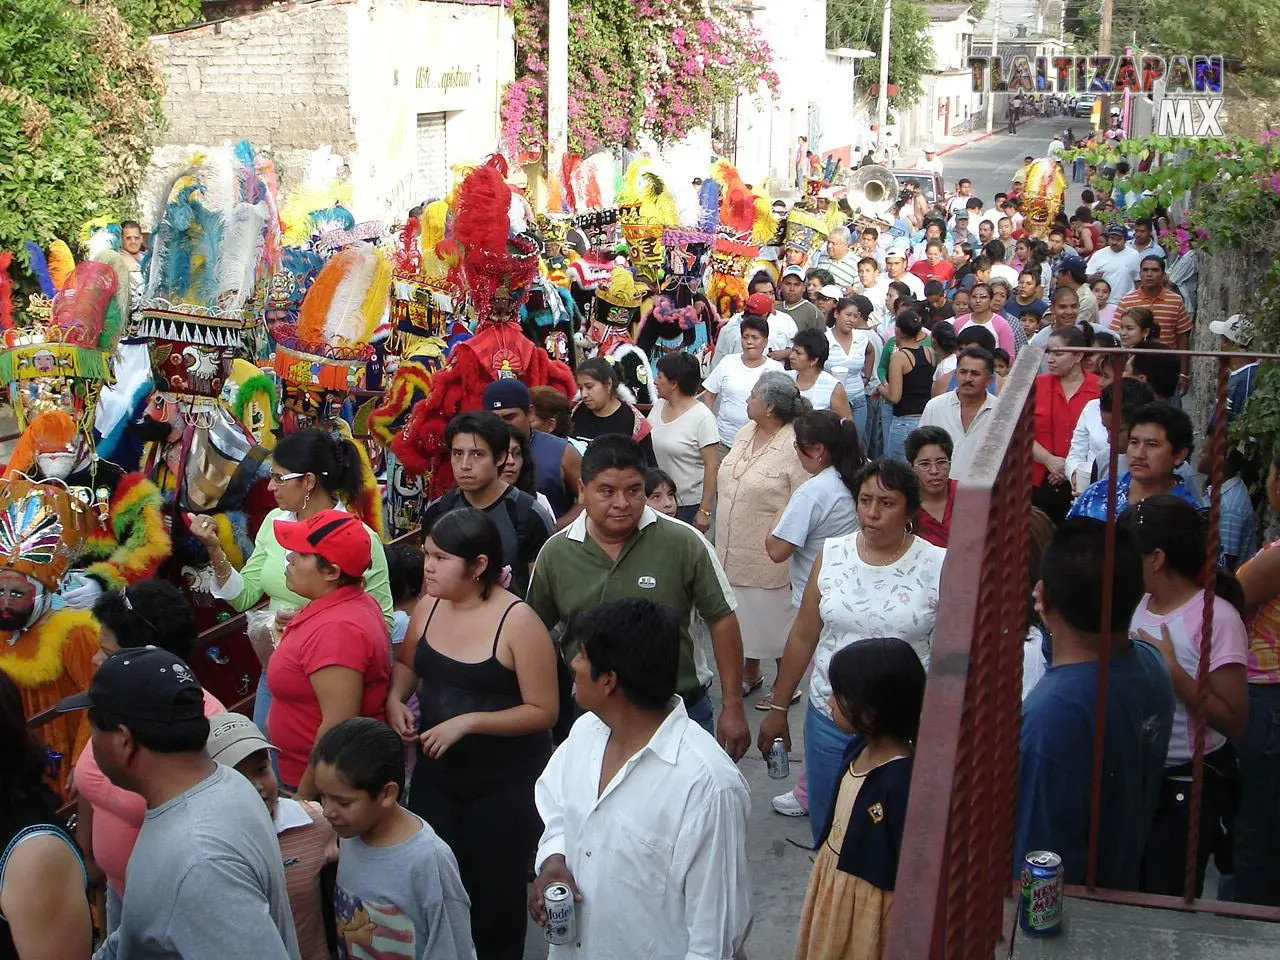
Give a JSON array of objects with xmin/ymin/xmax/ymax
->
[{"xmin": 847, "ymin": 164, "xmax": 900, "ymax": 230}]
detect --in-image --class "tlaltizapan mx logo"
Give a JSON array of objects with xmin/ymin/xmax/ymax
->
[{"xmin": 967, "ymin": 54, "xmax": 1225, "ymax": 136}]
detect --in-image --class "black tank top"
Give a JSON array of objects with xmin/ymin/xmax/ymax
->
[
  {"xmin": 893, "ymin": 344, "xmax": 936, "ymax": 417},
  {"xmin": 0, "ymin": 801, "xmax": 82, "ymax": 960},
  {"xmin": 413, "ymin": 599, "xmax": 552, "ymax": 795}
]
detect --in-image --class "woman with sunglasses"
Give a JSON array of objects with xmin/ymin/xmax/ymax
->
[{"xmin": 191, "ymin": 429, "xmax": 394, "ymax": 737}]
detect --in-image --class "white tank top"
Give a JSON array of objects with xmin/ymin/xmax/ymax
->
[{"xmin": 789, "ymin": 370, "xmax": 840, "ymax": 410}]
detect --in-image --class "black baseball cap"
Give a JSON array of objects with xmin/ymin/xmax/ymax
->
[
  {"xmin": 482, "ymin": 378, "xmax": 532, "ymax": 411},
  {"xmin": 55, "ymin": 646, "xmax": 204, "ymax": 723}
]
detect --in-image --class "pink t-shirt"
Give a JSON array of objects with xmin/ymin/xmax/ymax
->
[
  {"xmin": 73, "ymin": 689, "xmax": 226, "ymax": 892},
  {"xmin": 953, "ymin": 312, "xmax": 1016, "ymax": 357},
  {"xmin": 1131, "ymin": 591, "xmax": 1248, "ymax": 766}
]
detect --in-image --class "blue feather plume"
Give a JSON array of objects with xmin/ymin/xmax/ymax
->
[
  {"xmin": 697, "ymin": 180, "xmax": 721, "ymax": 232},
  {"xmin": 190, "ymin": 203, "xmax": 225, "ymax": 304},
  {"xmin": 24, "ymin": 241, "xmax": 55, "ymax": 297},
  {"xmin": 233, "ymin": 140, "xmax": 261, "ymax": 204}
]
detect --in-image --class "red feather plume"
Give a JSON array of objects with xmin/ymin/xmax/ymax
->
[
  {"xmin": 715, "ymin": 160, "xmax": 755, "ymax": 236},
  {"xmin": 0, "ymin": 251, "xmax": 12, "ymax": 331}
]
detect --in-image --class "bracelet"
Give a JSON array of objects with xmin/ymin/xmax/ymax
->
[
  {"xmin": 768, "ymin": 703, "xmax": 790, "ymax": 712},
  {"xmin": 698, "ymin": 508, "xmax": 712, "ymax": 517},
  {"xmin": 1178, "ymin": 373, "xmax": 1189, "ymax": 380}
]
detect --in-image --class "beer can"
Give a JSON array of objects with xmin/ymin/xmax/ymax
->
[
  {"xmin": 767, "ymin": 738, "xmax": 790, "ymax": 779},
  {"xmin": 543, "ymin": 882, "xmax": 576, "ymax": 945},
  {"xmin": 1019, "ymin": 850, "xmax": 1064, "ymax": 936}
]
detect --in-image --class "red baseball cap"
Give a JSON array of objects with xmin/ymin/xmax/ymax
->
[
  {"xmin": 744, "ymin": 292, "xmax": 774, "ymax": 317},
  {"xmin": 274, "ymin": 510, "xmax": 371, "ymax": 579}
]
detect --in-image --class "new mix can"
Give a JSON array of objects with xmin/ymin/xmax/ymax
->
[
  {"xmin": 543, "ymin": 882, "xmax": 576, "ymax": 945},
  {"xmin": 1019, "ymin": 850, "xmax": 1064, "ymax": 936},
  {"xmin": 767, "ymin": 738, "xmax": 790, "ymax": 779}
]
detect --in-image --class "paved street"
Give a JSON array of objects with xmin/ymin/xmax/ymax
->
[{"xmin": 930, "ymin": 117, "xmax": 1077, "ymax": 207}]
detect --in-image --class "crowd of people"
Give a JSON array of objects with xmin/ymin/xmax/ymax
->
[{"xmin": 4, "ymin": 137, "xmax": 1279, "ymax": 960}]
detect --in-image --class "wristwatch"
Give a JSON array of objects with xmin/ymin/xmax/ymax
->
[{"xmin": 698, "ymin": 508, "xmax": 712, "ymax": 517}]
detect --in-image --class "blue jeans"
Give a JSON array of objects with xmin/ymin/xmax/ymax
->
[
  {"xmin": 887, "ymin": 414, "xmax": 922, "ymax": 463},
  {"xmin": 804, "ymin": 703, "xmax": 857, "ymax": 847},
  {"xmin": 685, "ymin": 689, "xmax": 715, "ymax": 736},
  {"xmin": 847, "ymin": 391, "xmax": 868, "ymax": 449},
  {"xmin": 864, "ymin": 396, "xmax": 885, "ymax": 458},
  {"xmin": 880, "ymin": 402, "xmax": 894, "ymax": 460},
  {"xmin": 253, "ymin": 673, "xmax": 282, "ymax": 780},
  {"xmin": 1234, "ymin": 683, "xmax": 1280, "ymax": 905}
]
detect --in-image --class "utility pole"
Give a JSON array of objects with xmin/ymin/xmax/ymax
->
[
  {"xmin": 876, "ymin": 0, "xmax": 892, "ymax": 153},
  {"xmin": 985, "ymin": 0, "xmax": 1001, "ymax": 134},
  {"xmin": 547, "ymin": 0, "xmax": 569, "ymax": 174},
  {"xmin": 1098, "ymin": 0, "xmax": 1113, "ymax": 131}
]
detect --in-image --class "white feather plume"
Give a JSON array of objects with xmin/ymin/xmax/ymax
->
[
  {"xmin": 326, "ymin": 247, "xmax": 378, "ymax": 344},
  {"xmin": 198, "ymin": 146, "xmax": 237, "ymax": 217},
  {"xmin": 672, "ymin": 175, "xmax": 702, "ymax": 229},
  {"xmin": 508, "ymin": 193, "xmax": 530, "ymax": 236},
  {"xmin": 218, "ymin": 202, "xmax": 268, "ymax": 306}
]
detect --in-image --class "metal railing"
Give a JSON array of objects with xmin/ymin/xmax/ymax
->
[{"xmin": 886, "ymin": 343, "xmax": 1280, "ymax": 959}]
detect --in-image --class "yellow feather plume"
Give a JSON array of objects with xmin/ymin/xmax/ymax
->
[
  {"xmin": 356, "ymin": 249, "xmax": 393, "ymax": 342},
  {"xmin": 47, "ymin": 240, "xmax": 76, "ymax": 291},
  {"xmin": 619, "ymin": 159, "xmax": 678, "ymax": 227},
  {"xmin": 418, "ymin": 200, "xmax": 456, "ymax": 280},
  {"xmin": 751, "ymin": 190, "xmax": 779, "ymax": 246},
  {"xmin": 280, "ymin": 182, "xmax": 354, "ymax": 245}
]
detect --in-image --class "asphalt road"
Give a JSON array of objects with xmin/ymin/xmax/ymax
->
[{"xmin": 933, "ymin": 116, "xmax": 1082, "ymax": 209}]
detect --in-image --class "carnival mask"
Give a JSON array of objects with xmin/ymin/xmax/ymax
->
[{"xmin": 0, "ymin": 571, "xmax": 37, "ymax": 632}]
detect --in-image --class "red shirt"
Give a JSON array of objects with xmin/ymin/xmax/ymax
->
[
  {"xmin": 910, "ymin": 259, "xmax": 955, "ymax": 285},
  {"xmin": 916, "ymin": 479, "xmax": 958, "ymax": 548},
  {"xmin": 1033, "ymin": 371, "xmax": 1101, "ymax": 486},
  {"xmin": 266, "ymin": 584, "xmax": 391, "ymax": 785}
]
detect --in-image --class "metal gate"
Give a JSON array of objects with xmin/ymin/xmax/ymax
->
[{"xmin": 415, "ymin": 112, "xmax": 448, "ymax": 204}]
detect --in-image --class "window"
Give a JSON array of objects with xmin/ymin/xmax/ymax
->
[{"xmin": 415, "ymin": 113, "xmax": 448, "ymax": 202}]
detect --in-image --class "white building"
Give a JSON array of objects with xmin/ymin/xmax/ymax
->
[
  {"xmin": 149, "ymin": 0, "xmax": 513, "ymax": 224},
  {"xmin": 894, "ymin": 3, "xmax": 980, "ymax": 156}
]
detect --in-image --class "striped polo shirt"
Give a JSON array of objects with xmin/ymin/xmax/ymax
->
[{"xmin": 1115, "ymin": 286, "xmax": 1192, "ymax": 346}]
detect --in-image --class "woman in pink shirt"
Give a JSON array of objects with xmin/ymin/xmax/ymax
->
[
  {"xmin": 952, "ymin": 282, "xmax": 1016, "ymax": 357},
  {"xmin": 1125, "ymin": 495, "xmax": 1249, "ymax": 898},
  {"xmin": 74, "ymin": 581, "xmax": 225, "ymax": 935}
]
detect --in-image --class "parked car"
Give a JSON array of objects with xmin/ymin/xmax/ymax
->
[
  {"xmin": 1073, "ymin": 95, "xmax": 1097, "ymax": 118},
  {"xmin": 894, "ymin": 169, "xmax": 945, "ymax": 204}
]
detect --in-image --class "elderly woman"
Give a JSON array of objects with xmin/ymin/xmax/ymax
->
[
  {"xmin": 758, "ymin": 458, "xmax": 946, "ymax": 845},
  {"xmin": 703, "ymin": 313, "xmax": 784, "ymax": 450},
  {"xmin": 716, "ymin": 372, "xmax": 811, "ymax": 698}
]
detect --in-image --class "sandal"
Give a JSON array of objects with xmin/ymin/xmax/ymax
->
[
  {"xmin": 755, "ymin": 688, "xmax": 803, "ymax": 711},
  {"xmin": 742, "ymin": 675, "xmax": 764, "ymax": 697}
]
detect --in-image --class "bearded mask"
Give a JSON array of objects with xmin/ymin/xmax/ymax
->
[{"xmin": 0, "ymin": 570, "xmax": 42, "ymax": 633}]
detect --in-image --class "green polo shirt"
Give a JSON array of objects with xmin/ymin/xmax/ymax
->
[{"xmin": 526, "ymin": 507, "xmax": 737, "ymax": 696}]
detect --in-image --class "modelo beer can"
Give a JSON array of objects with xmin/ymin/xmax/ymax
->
[
  {"xmin": 1019, "ymin": 850, "xmax": 1064, "ymax": 936},
  {"xmin": 544, "ymin": 882, "xmax": 576, "ymax": 945},
  {"xmin": 767, "ymin": 738, "xmax": 790, "ymax": 779}
]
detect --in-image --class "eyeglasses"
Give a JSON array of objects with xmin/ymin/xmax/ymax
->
[
  {"xmin": 121, "ymin": 588, "xmax": 162, "ymax": 636},
  {"xmin": 913, "ymin": 458, "xmax": 951, "ymax": 472},
  {"xmin": 269, "ymin": 471, "xmax": 305, "ymax": 484}
]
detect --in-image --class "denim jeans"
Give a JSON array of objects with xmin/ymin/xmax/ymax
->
[
  {"xmin": 847, "ymin": 391, "xmax": 868, "ymax": 449},
  {"xmin": 804, "ymin": 703, "xmax": 857, "ymax": 846},
  {"xmin": 1234, "ymin": 683, "xmax": 1280, "ymax": 905},
  {"xmin": 685, "ymin": 689, "xmax": 715, "ymax": 736},
  {"xmin": 880, "ymin": 402, "xmax": 894, "ymax": 460},
  {"xmin": 253, "ymin": 673, "xmax": 282, "ymax": 779},
  {"xmin": 887, "ymin": 415, "xmax": 922, "ymax": 463}
]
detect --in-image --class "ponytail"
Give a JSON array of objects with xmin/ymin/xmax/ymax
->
[
  {"xmin": 273, "ymin": 427, "xmax": 364, "ymax": 505},
  {"xmin": 793, "ymin": 409, "xmax": 866, "ymax": 495},
  {"xmin": 327, "ymin": 431, "xmax": 365, "ymax": 506}
]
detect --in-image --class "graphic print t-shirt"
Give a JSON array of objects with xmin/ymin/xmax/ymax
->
[{"xmin": 334, "ymin": 816, "xmax": 475, "ymax": 960}]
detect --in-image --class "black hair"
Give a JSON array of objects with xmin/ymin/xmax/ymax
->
[
  {"xmin": 972, "ymin": 256, "xmax": 993, "ymax": 274},
  {"xmin": 806, "ymin": 268, "xmax": 835, "ymax": 287},
  {"xmin": 385, "ymin": 543, "xmax": 424, "ymax": 604},
  {"xmin": 958, "ymin": 344, "xmax": 995, "ymax": 375},
  {"xmin": 1040, "ymin": 517, "xmax": 1144, "ymax": 634},
  {"xmin": 791, "ymin": 329, "xmax": 830, "ymax": 366},
  {"xmin": 120, "ymin": 219, "xmax": 142, "ymax": 232},
  {"xmin": 905, "ymin": 424, "xmax": 953, "ymax": 461},
  {"xmin": 856, "ymin": 458, "xmax": 921, "ymax": 515},
  {"xmin": 88, "ymin": 706, "xmax": 210, "ymax": 754},
  {"xmin": 965, "ymin": 197, "xmax": 983, "ymax": 210},
  {"xmin": 983, "ymin": 239, "xmax": 1007, "ymax": 263},
  {"xmin": 957, "ymin": 177, "xmax": 971, "ymax": 187},
  {"xmin": 92, "ymin": 581, "xmax": 198, "ymax": 662},
  {"xmin": 827, "ymin": 638, "xmax": 926, "ymax": 743},
  {"xmin": 423, "ymin": 507, "xmax": 505, "ymax": 599},
  {"xmin": 1122, "ymin": 306, "xmax": 1159, "ymax": 341},
  {"xmin": 1128, "ymin": 342, "xmax": 1179, "ymax": 400},
  {"xmin": 0, "ymin": 671, "xmax": 59, "ymax": 821},
  {"xmin": 644, "ymin": 468, "xmax": 677, "ymax": 499},
  {"xmin": 1121, "ymin": 495, "xmax": 1245, "ymax": 614},
  {"xmin": 314, "ymin": 556, "xmax": 363, "ymax": 588},
  {"xmin": 1099, "ymin": 378, "xmax": 1154, "ymax": 419},
  {"xmin": 992, "ymin": 347, "xmax": 1010, "ymax": 366},
  {"xmin": 311, "ymin": 716, "xmax": 406, "ymax": 798},
  {"xmin": 1135, "ymin": 216, "xmax": 1153, "ymax": 230},
  {"xmin": 931, "ymin": 320, "xmax": 957, "ymax": 353},
  {"xmin": 572, "ymin": 598, "xmax": 678, "ymax": 709},
  {"xmin": 1129, "ymin": 402, "xmax": 1193, "ymax": 457},
  {"xmin": 655, "ymin": 351, "xmax": 702, "ymax": 396},
  {"xmin": 739, "ymin": 314, "xmax": 770, "ymax": 339},
  {"xmin": 273, "ymin": 428, "xmax": 365, "ymax": 505},
  {"xmin": 444, "ymin": 410, "xmax": 511, "ymax": 463},
  {"xmin": 580, "ymin": 434, "xmax": 647, "ymax": 485},
  {"xmin": 894, "ymin": 308, "xmax": 923, "ymax": 337},
  {"xmin": 575, "ymin": 356, "xmax": 619, "ymax": 395},
  {"xmin": 504, "ymin": 423, "xmax": 538, "ymax": 494},
  {"xmin": 794, "ymin": 409, "xmax": 865, "ymax": 494},
  {"xmin": 748, "ymin": 273, "xmax": 777, "ymax": 295},
  {"xmin": 1049, "ymin": 324, "xmax": 1087, "ymax": 349},
  {"xmin": 1091, "ymin": 277, "xmax": 1112, "ymax": 295},
  {"xmin": 956, "ymin": 325, "xmax": 996, "ymax": 352}
]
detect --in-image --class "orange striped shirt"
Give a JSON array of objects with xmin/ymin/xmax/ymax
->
[
  {"xmin": 1115, "ymin": 286, "xmax": 1192, "ymax": 346},
  {"xmin": 1240, "ymin": 539, "xmax": 1280, "ymax": 684},
  {"xmin": 278, "ymin": 799, "xmax": 339, "ymax": 960}
]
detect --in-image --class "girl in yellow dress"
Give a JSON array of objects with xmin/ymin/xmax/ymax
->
[{"xmin": 793, "ymin": 637, "xmax": 926, "ymax": 960}]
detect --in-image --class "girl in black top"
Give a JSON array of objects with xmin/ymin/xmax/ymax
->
[
  {"xmin": 570, "ymin": 356, "xmax": 656, "ymax": 464},
  {"xmin": 0, "ymin": 671, "xmax": 91, "ymax": 960},
  {"xmin": 385, "ymin": 508, "xmax": 558, "ymax": 960},
  {"xmin": 879, "ymin": 309, "xmax": 937, "ymax": 462}
]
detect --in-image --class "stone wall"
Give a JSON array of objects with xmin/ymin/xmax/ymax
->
[{"xmin": 152, "ymin": 0, "xmax": 357, "ymax": 160}]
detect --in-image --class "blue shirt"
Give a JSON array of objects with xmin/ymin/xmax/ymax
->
[
  {"xmin": 1215, "ymin": 474, "xmax": 1258, "ymax": 566},
  {"xmin": 1226, "ymin": 363, "xmax": 1259, "ymax": 423},
  {"xmin": 1016, "ymin": 639, "xmax": 1174, "ymax": 888},
  {"xmin": 1068, "ymin": 471, "xmax": 1204, "ymax": 522}
]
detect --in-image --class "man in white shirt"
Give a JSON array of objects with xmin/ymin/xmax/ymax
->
[
  {"xmin": 884, "ymin": 246, "xmax": 924, "ymax": 301},
  {"xmin": 854, "ymin": 256, "xmax": 891, "ymax": 322},
  {"xmin": 947, "ymin": 178, "xmax": 973, "ymax": 215},
  {"xmin": 919, "ymin": 144, "xmax": 944, "ymax": 175},
  {"xmin": 530, "ymin": 598, "xmax": 751, "ymax": 960},
  {"xmin": 919, "ymin": 345, "xmax": 999, "ymax": 481},
  {"xmin": 1087, "ymin": 224, "xmax": 1142, "ymax": 299}
]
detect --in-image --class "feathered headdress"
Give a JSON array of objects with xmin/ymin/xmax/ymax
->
[
  {"xmin": 0, "ymin": 473, "xmax": 94, "ymax": 592},
  {"xmin": 712, "ymin": 161, "xmax": 757, "ymax": 238},
  {"xmin": 4, "ymin": 411, "xmax": 77, "ymax": 479},
  {"xmin": 451, "ymin": 156, "xmax": 539, "ymax": 323},
  {"xmin": 22, "ymin": 242, "xmax": 55, "ymax": 299},
  {"xmin": 47, "ymin": 241, "xmax": 75, "ymax": 291}
]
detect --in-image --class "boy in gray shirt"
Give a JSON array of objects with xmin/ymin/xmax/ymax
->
[
  {"xmin": 312, "ymin": 718, "xmax": 475, "ymax": 960},
  {"xmin": 56, "ymin": 646, "xmax": 299, "ymax": 960}
]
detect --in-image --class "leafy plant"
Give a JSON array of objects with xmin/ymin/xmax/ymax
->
[{"xmin": 827, "ymin": 0, "xmax": 933, "ymax": 109}]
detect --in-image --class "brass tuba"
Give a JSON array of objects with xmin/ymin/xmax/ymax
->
[{"xmin": 847, "ymin": 164, "xmax": 899, "ymax": 229}]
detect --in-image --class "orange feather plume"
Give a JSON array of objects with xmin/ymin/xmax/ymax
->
[
  {"xmin": 296, "ymin": 250, "xmax": 348, "ymax": 344},
  {"xmin": 713, "ymin": 161, "xmax": 755, "ymax": 236}
]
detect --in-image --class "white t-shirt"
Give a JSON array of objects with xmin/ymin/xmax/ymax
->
[
  {"xmin": 701, "ymin": 354, "xmax": 784, "ymax": 446},
  {"xmin": 887, "ymin": 270, "xmax": 925, "ymax": 301},
  {"xmin": 810, "ymin": 532, "xmax": 945, "ymax": 718},
  {"xmin": 989, "ymin": 262, "xmax": 1020, "ymax": 286},
  {"xmin": 711, "ymin": 312, "xmax": 795, "ymax": 368},
  {"xmin": 647, "ymin": 398, "xmax": 720, "ymax": 507},
  {"xmin": 771, "ymin": 467, "xmax": 858, "ymax": 606},
  {"xmin": 1087, "ymin": 246, "xmax": 1142, "ymax": 299},
  {"xmin": 789, "ymin": 369, "xmax": 841, "ymax": 411}
]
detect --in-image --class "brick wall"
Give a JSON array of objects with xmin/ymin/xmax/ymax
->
[{"xmin": 152, "ymin": 0, "xmax": 357, "ymax": 158}]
